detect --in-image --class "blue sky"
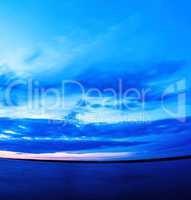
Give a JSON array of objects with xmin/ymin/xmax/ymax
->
[
  {"xmin": 0, "ymin": 0, "xmax": 191, "ymax": 160},
  {"xmin": 0, "ymin": 0, "xmax": 190, "ymax": 121},
  {"xmin": 0, "ymin": 0, "xmax": 191, "ymax": 81}
]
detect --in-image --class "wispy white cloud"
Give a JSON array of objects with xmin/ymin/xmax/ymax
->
[{"xmin": 0, "ymin": 150, "xmax": 134, "ymax": 161}]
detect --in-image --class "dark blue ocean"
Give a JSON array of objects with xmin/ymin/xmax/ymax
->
[{"xmin": 0, "ymin": 158, "xmax": 191, "ymax": 200}]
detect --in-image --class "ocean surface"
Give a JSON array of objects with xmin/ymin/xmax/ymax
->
[{"xmin": 0, "ymin": 158, "xmax": 191, "ymax": 200}]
